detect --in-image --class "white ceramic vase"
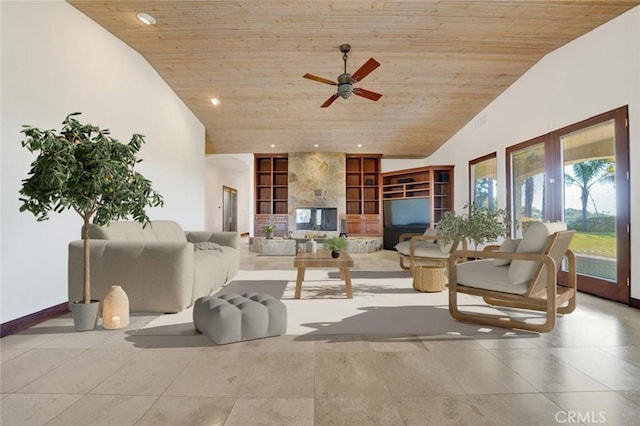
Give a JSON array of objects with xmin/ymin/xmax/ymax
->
[{"xmin": 306, "ymin": 240, "xmax": 317, "ymax": 253}]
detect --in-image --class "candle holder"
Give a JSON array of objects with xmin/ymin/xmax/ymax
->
[{"xmin": 102, "ymin": 285, "xmax": 130, "ymax": 329}]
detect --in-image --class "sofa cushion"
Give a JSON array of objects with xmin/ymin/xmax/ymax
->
[
  {"xmin": 508, "ymin": 222, "xmax": 567, "ymax": 285},
  {"xmin": 192, "ymin": 250, "xmax": 228, "ymax": 301},
  {"xmin": 88, "ymin": 220, "xmax": 188, "ymax": 243},
  {"xmin": 494, "ymin": 238, "xmax": 521, "ymax": 267}
]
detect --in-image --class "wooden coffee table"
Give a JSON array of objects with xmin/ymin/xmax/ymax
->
[{"xmin": 293, "ymin": 250, "xmax": 354, "ymax": 299}]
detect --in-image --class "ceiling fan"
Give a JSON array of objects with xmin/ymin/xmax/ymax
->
[{"xmin": 303, "ymin": 44, "xmax": 382, "ymax": 108}]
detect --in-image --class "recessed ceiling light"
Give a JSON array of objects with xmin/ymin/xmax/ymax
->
[
  {"xmin": 136, "ymin": 13, "xmax": 156, "ymax": 25},
  {"xmin": 270, "ymin": 144, "xmax": 276, "ymax": 148},
  {"xmin": 314, "ymin": 144, "xmax": 319, "ymax": 148},
  {"xmin": 357, "ymin": 144, "xmax": 363, "ymax": 148},
  {"xmin": 210, "ymin": 98, "xmax": 221, "ymax": 106}
]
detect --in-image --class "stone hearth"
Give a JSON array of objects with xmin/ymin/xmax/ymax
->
[{"xmin": 250, "ymin": 237, "xmax": 383, "ymax": 256}]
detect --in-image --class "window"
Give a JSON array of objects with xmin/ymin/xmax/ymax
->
[{"xmin": 469, "ymin": 153, "xmax": 497, "ymax": 210}]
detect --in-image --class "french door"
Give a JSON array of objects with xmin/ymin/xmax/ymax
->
[{"xmin": 507, "ymin": 106, "xmax": 630, "ymax": 303}]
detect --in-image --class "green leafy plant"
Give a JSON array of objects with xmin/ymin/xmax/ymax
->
[
  {"xmin": 323, "ymin": 235, "xmax": 349, "ymax": 252},
  {"xmin": 437, "ymin": 203, "xmax": 509, "ymax": 249},
  {"xmin": 19, "ymin": 112, "xmax": 164, "ymax": 304},
  {"xmin": 262, "ymin": 224, "xmax": 276, "ymax": 233}
]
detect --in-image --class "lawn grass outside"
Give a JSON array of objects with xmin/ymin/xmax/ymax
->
[{"xmin": 570, "ymin": 232, "xmax": 616, "ymax": 258}]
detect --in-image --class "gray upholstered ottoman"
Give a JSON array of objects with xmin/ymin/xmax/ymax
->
[{"xmin": 193, "ymin": 293, "xmax": 287, "ymax": 344}]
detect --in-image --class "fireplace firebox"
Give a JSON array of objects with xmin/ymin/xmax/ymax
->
[{"xmin": 295, "ymin": 207, "xmax": 338, "ymax": 231}]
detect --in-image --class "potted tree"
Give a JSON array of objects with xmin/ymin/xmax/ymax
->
[
  {"xmin": 323, "ymin": 235, "xmax": 349, "ymax": 258},
  {"xmin": 18, "ymin": 113, "xmax": 163, "ymax": 331},
  {"xmin": 437, "ymin": 203, "xmax": 510, "ymax": 250}
]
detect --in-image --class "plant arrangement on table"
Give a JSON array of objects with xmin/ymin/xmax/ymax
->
[
  {"xmin": 323, "ymin": 235, "xmax": 349, "ymax": 258},
  {"xmin": 18, "ymin": 112, "xmax": 164, "ymax": 331},
  {"xmin": 262, "ymin": 224, "xmax": 276, "ymax": 239},
  {"xmin": 436, "ymin": 203, "xmax": 510, "ymax": 250}
]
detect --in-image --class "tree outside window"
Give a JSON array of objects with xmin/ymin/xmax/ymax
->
[{"xmin": 469, "ymin": 153, "xmax": 497, "ymax": 211}]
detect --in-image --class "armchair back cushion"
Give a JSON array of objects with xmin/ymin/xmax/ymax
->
[
  {"xmin": 493, "ymin": 238, "xmax": 521, "ymax": 266},
  {"xmin": 436, "ymin": 237, "xmax": 454, "ymax": 254},
  {"xmin": 508, "ymin": 222, "xmax": 567, "ymax": 285}
]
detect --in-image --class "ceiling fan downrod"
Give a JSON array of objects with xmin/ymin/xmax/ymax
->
[
  {"xmin": 338, "ymin": 43, "xmax": 353, "ymax": 99},
  {"xmin": 340, "ymin": 43, "xmax": 351, "ymax": 74}
]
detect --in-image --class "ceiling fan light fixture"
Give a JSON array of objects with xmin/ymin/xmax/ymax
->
[
  {"xmin": 338, "ymin": 83, "xmax": 353, "ymax": 99},
  {"xmin": 136, "ymin": 12, "xmax": 156, "ymax": 25},
  {"xmin": 337, "ymin": 73, "xmax": 353, "ymax": 99}
]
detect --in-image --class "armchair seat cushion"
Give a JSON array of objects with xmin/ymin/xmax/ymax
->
[{"xmin": 456, "ymin": 259, "xmax": 529, "ymax": 295}]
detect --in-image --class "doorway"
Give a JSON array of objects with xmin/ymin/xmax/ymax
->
[
  {"xmin": 223, "ymin": 186, "xmax": 238, "ymax": 232},
  {"xmin": 507, "ymin": 106, "xmax": 630, "ymax": 303}
]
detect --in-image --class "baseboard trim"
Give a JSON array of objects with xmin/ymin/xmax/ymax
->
[
  {"xmin": 0, "ymin": 302, "xmax": 69, "ymax": 338},
  {"xmin": 630, "ymin": 297, "xmax": 640, "ymax": 309}
]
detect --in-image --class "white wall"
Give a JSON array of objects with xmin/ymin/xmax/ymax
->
[
  {"xmin": 426, "ymin": 6, "xmax": 640, "ymax": 299},
  {"xmin": 205, "ymin": 154, "xmax": 253, "ymax": 234},
  {"xmin": 1, "ymin": 1, "xmax": 206, "ymax": 323},
  {"xmin": 381, "ymin": 158, "xmax": 426, "ymax": 173}
]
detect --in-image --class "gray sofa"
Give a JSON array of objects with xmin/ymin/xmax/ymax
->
[{"xmin": 68, "ymin": 220, "xmax": 240, "ymax": 313}]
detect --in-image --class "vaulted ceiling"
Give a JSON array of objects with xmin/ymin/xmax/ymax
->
[{"xmin": 68, "ymin": 1, "xmax": 639, "ymax": 158}]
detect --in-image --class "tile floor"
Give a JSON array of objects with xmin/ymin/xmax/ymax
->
[{"xmin": 1, "ymin": 239, "xmax": 640, "ymax": 425}]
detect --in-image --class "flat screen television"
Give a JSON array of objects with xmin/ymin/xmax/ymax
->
[
  {"xmin": 383, "ymin": 198, "xmax": 430, "ymax": 227},
  {"xmin": 296, "ymin": 207, "xmax": 338, "ymax": 231}
]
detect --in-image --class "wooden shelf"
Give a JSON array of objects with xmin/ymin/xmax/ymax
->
[
  {"xmin": 345, "ymin": 154, "xmax": 382, "ymax": 235},
  {"xmin": 382, "ymin": 165, "xmax": 454, "ymax": 226},
  {"xmin": 254, "ymin": 154, "xmax": 289, "ymax": 236}
]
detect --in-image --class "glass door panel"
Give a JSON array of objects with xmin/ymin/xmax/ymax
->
[
  {"xmin": 510, "ymin": 143, "xmax": 546, "ymax": 238},
  {"xmin": 562, "ymin": 120, "xmax": 617, "ymax": 283}
]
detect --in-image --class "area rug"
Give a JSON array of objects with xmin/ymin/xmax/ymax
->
[{"xmin": 138, "ymin": 269, "xmax": 537, "ymax": 338}]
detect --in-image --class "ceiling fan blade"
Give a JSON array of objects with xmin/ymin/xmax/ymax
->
[
  {"xmin": 320, "ymin": 93, "xmax": 340, "ymax": 108},
  {"xmin": 303, "ymin": 73, "xmax": 337, "ymax": 86},
  {"xmin": 351, "ymin": 58, "xmax": 380, "ymax": 82},
  {"xmin": 353, "ymin": 88, "xmax": 382, "ymax": 101}
]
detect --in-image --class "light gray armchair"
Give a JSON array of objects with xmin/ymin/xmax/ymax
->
[{"xmin": 448, "ymin": 221, "xmax": 577, "ymax": 333}]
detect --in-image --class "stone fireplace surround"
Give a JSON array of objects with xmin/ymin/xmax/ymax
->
[{"xmin": 287, "ymin": 152, "xmax": 346, "ymax": 237}]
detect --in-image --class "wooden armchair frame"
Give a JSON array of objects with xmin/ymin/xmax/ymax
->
[{"xmin": 448, "ymin": 230, "xmax": 577, "ymax": 333}]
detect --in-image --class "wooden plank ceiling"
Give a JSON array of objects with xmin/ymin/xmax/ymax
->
[{"xmin": 68, "ymin": 1, "xmax": 639, "ymax": 158}]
